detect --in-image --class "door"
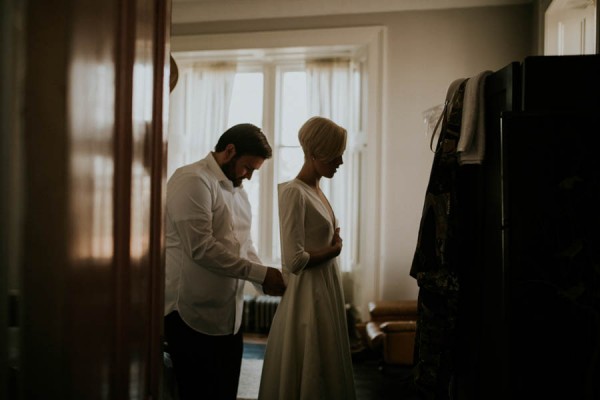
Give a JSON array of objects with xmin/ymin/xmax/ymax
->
[
  {"xmin": 545, "ymin": 0, "xmax": 597, "ymax": 55},
  {"xmin": 1, "ymin": 0, "xmax": 171, "ymax": 398}
]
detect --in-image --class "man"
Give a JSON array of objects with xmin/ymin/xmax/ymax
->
[{"xmin": 164, "ymin": 123, "xmax": 286, "ymax": 400}]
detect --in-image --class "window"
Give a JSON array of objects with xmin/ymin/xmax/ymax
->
[
  {"xmin": 226, "ymin": 71, "xmax": 264, "ymax": 248},
  {"xmin": 169, "ymin": 52, "xmax": 365, "ymax": 274},
  {"xmin": 171, "ymin": 26, "xmax": 385, "ymax": 315}
]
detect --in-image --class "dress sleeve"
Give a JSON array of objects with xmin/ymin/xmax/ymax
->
[{"xmin": 278, "ymin": 183, "xmax": 310, "ymax": 274}]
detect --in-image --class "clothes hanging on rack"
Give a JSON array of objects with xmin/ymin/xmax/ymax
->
[
  {"xmin": 411, "ymin": 69, "xmax": 494, "ymax": 399},
  {"xmin": 457, "ymin": 70, "xmax": 492, "ymax": 165},
  {"xmin": 411, "ymin": 77, "xmax": 467, "ymax": 400}
]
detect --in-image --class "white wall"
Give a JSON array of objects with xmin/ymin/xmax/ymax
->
[
  {"xmin": 172, "ymin": 5, "xmax": 533, "ymax": 311},
  {"xmin": 377, "ymin": 7, "xmax": 532, "ymax": 301}
]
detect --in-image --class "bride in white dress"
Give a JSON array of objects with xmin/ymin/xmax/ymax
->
[{"xmin": 258, "ymin": 116, "xmax": 356, "ymax": 400}]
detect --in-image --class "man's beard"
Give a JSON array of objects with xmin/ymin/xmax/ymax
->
[{"xmin": 221, "ymin": 157, "xmax": 243, "ymax": 187}]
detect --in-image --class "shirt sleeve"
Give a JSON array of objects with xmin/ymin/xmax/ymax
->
[
  {"xmin": 246, "ymin": 238, "xmax": 268, "ymax": 282},
  {"xmin": 278, "ymin": 184, "xmax": 310, "ymax": 274},
  {"xmin": 168, "ymin": 174, "xmax": 268, "ymax": 285}
]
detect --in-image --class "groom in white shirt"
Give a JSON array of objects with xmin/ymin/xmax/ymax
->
[{"xmin": 164, "ymin": 124, "xmax": 286, "ymax": 400}]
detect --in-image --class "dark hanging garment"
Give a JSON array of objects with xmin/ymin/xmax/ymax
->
[{"xmin": 410, "ymin": 79, "xmax": 467, "ymax": 400}]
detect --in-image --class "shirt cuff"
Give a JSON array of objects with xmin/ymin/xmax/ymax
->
[{"xmin": 247, "ymin": 262, "xmax": 268, "ymax": 285}]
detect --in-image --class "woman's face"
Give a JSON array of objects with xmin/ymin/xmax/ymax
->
[{"xmin": 314, "ymin": 154, "xmax": 344, "ymax": 179}]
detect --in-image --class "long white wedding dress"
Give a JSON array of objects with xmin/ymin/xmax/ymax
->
[{"xmin": 258, "ymin": 179, "xmax": 356, "ymax": 400}]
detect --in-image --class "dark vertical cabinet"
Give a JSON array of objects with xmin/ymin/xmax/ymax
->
[
  {"xmin": 456, "ymin": 62, "xmax": 521, "ymax": 400},
  {"xmin": 458, "ymin": 55, "xmax": 600, "ymax": 399},
  {"xmin": 502, "ymin": 112, "xmax": 599, "ymax": 399}
]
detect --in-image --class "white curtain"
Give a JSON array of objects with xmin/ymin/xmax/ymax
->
[
  {"xmin": 307, "ymin": 59, "xmax": 352, "ymax": 126},
  {"xmin": 167, "ymin": 62, "xmax": 236, "ymax": 178},
  {"xmin": 306, "ymin": 59, "xmax": 357, "ymax": 278}
]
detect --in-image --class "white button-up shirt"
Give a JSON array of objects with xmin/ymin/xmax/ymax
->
[{"xmin": 164, "ymin": 153, "xmax": 267, "ymax": 335}]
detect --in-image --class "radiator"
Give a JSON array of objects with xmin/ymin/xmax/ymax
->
[{"xmin": 243, "ymin": 295, "xmax": 281, "ymax": 333}]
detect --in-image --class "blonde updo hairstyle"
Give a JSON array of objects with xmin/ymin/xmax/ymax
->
[{"xmin": 298, "ymin": 116, "xmax": 347, "ymax": 162}]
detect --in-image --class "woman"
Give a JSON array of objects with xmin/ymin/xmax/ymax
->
[{"xmin": 258, "ymin": 116, "xmax": 356, "ymax": 400}]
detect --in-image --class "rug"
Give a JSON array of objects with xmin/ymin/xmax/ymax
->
[
  {"xmin": 237, "ymin": 358, "xmax": 263, "ymax": 400},
  {"xmin": 242, "ymin": 342, "xmax": 267, "ymax": 359}
]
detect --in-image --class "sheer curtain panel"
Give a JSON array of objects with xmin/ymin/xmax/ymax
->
[
  {"xmin": 167, "ymin": 62, "xmax": 236, "ymax": 178},
  {"xmin": 306, "ymin": 59, "xmax": 359, "ymax": 279}
]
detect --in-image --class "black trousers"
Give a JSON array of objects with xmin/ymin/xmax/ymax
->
[{"xmin": 164, "ymin": 312, "xmax": 243, "ymax": 400}]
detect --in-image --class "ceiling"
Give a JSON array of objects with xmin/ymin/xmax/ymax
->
[{"xmin": 172, "ymin": 0, "xmax": 533, "ymax": 24}]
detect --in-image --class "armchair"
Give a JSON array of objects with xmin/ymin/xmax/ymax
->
[{"xmin": 365, "ymin": 300, "xmax": 418, "ymax": 366}]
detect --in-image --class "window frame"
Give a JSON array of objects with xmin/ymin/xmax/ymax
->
[{"xmin": 171, "ymin": 26, "xmax": 386, "ymax": 313}]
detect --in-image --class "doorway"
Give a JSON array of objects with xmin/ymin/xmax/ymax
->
[{"xmin": 544, "ymin": 0, "xmax": 597, "ymax": 55}]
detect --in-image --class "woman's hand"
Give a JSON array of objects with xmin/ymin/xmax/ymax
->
[
  {"xmin": 331, "ymin": 227, "xmax": 343, "ymax": 256},
  {"xmin": 304, "ymin": 227, "xmax": 344, "ymax": 269}
]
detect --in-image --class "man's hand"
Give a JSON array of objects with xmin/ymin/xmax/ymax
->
[{"xmin": 262, "ymin": 267, "xmax": 286, "ymax": 296}]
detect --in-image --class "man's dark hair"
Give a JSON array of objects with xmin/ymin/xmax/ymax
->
[{"xmin": 215, "ymin": 124, "xmax": 272, "ymax": 159}]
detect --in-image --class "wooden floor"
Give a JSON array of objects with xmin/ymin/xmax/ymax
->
[
  {"xmin": 352, "ymin": 354, "xmax": 422, "ymax": 400},
  {"xmin": 242, "ymin": 333, "xmax": 422, "ymax": 400}
]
